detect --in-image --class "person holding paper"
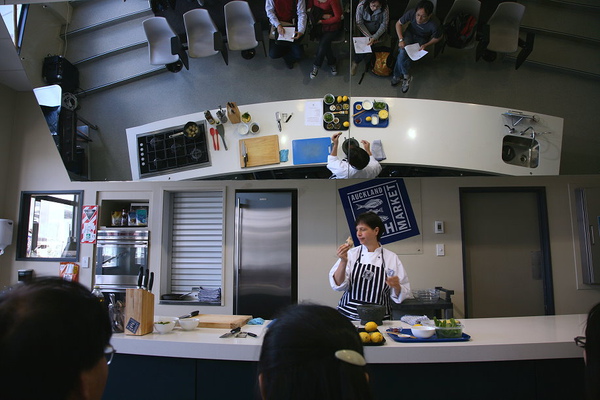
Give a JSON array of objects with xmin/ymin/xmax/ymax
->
[
  {"xmin": 391, "ymin": 0, "xmax": 442, "ymax": 93},
  {"xmin": 327, "ymin": 132, "xmax": 382, "ymax": 179},
  {"xmin": 266, "ymin": 0, "xmax": 308, "ymax": 69},
  {"xmin": 351, "ymin": 0, "xmax": 390, "ymax": 76},
  {"xmin": 308, "ymin": 0, "xmax": 343, "ymax": 79}
]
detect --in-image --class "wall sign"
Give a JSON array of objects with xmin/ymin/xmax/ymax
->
[
  {"xmin": 81, "ymin": 205, "xmax": 98, "ymax": 244},
  {"xmin": 338, "ymin": 179, "xmax": 420, "ymax": 245}
]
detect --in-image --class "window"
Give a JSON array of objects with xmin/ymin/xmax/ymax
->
[
  {"xmin": 166, "ymin": 191, "xmax": 224, "ymax": 301},
  {"xmin": 16, "ymin": 191, "xmax": 83, "ymax": 261}
]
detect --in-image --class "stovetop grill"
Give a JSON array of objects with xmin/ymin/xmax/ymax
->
[{"xmin": 137, "ymin": 121, "xmax": 210, "ymax": 177}]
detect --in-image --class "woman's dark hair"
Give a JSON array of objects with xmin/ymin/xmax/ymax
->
[
  {"xmin": 355, "ymin": 211, "xmax": 385, "ymax": 241},
  {"xmin": 347, "ymin": 146, "xmax": 370, "ymax": 170},
  {"xmin": 366, "ymin": 0, "xmax": 387, "ymax": 14},
  {"xmin": 415, "ymin": 0, "xmax": 434, "ymax": 15},
  {"xmin": 0, "ymin": 277, "xmax": 112, "ymax": 400},
  {"xmin": 258, "ymin": 304, "xmax": 372, "ymax": 400},
  {"xmin": 585, "ymin": 302, "xmax": 600, "ymax": 400}
]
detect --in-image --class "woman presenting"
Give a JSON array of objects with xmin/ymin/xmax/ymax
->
[{"xmin": 329, "ymin": 211, "xmax": 411, "ymax": 320}]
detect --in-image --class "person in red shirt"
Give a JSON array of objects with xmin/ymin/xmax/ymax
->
[
  {"xmin": 307, "ymin": 0, "xmax": 343, "ymax": 79},
  {"xmin": 266, "ymin": 0, "xmax": 308, "ymax": 69}
]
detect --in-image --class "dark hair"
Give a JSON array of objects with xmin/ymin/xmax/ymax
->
[
  {"xmin": 0, "ymin": 278, "xmax": 112, "ymax": 400},
  {"xmin": 347, "ymin": 146, "xmax": 370, "ymax": 170},
  {"xmin": 585, "ymin": 302, "xmax": 600, "ymax": 400},
  {"xmin": 415, "ymin": 0, "xmax": 433, "ymax": 15},
  {"xmin": 258, "ymin": 304, "xmax": 372, "ymax": 400},
  {"xmin": 355, "ymin": 211, "xmax": 385, "ymax": 240},
  {"xmin": 366, "ymin": 0, "xmax": 387, "ymax": 14}
]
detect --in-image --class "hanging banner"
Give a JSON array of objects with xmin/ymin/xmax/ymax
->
[
  {"xmin": 81, "ymin": 205, "xmax": 98, "ymax": 244},
  {"xmin": 338, "ymin": 179, "xmax": 420, "ymax": 245}
]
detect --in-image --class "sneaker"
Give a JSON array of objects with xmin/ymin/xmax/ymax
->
[
  {"xmin": 401, "ymin": 76, "xmax": 412, "ymax": 93},
  {"xmin": 350, "ymin": 62, "xmax": 358, "ymax": 76},
  {"xmin": 310, "ymin": 66, "xmax": 319, "ymax": 79},
  {"xmin": 285, "ymin": 59, "xmax": 294, "ymax": 69},
  {"xmin": 391, "ymin": 76, "xmax": 401, "ymax": 87},
  {"xmin": 330, "ymin": 64, "xmax": 338, "ymax": 76}
]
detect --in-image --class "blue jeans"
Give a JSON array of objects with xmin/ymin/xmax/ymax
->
[
  {"xmin": 313, "ymin": 30, "xmax": 341, "ymax": 67},
  {"xmin": 393, "ymin": 45, "xmax": 411, "ymax": 78},
  {"xmin": 269, "ymin": 38, "xmax": 304, "ymax": 65}
]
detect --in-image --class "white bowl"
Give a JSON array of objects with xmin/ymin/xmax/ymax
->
[
  {"xmin": 154, "ymin": 316, "xmax": 178, "ymax": 334},
  {"xmin": 179, "ymin": 318, "xmax": 199, "ymax": 331},
  {"xmin": 362, "ymin": 100, "xmax": 373, "ymax": 110},
  {"xmin": 411, "ymin": 325, "xmax": 436, "ymax": 339},
  {"xmin": 236, "ymin": 123, "xmax": 249, "ymax": 136}
]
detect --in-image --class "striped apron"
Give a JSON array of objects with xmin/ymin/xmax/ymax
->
[{"xmin": 337, "ymin": 248, "xmax": 391, "ymax": 320}]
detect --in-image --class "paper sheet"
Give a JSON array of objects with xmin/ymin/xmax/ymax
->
[
  {"xmin": 405, "ymin": 43, "xmax": 428, "ymax": 61},
  {"xmin": 277, "ymin": 27, "xmax": 296, "ymax": 42},
  {"xmin": 352, "ymin": 37, "xmax": 372, "ymax": 54},
  {"xmin": 304, "ymin": 101, "xmax": 323, "ymax": 126}
]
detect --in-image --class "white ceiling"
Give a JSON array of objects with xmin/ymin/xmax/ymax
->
[{"xmin": 0, "ymin": 5, "xmax": 31, "ymax": 91}]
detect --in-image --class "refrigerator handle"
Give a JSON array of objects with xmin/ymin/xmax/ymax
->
[
  {"xmin": 235, "ymin": 197, "xmax": 242, "ymax": 272},
  {"xmin": 590, "ymin": 225, "xmax": 595, "ymax": 245}
]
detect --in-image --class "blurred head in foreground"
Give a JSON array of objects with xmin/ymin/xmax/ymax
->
[
  {"xmin": 584, "ymin": 302, "xmax": 600, "ymax": 400},
  {"xmin": 258, "ymin": 303, "xmax": 372, "ymax": 400},
  {"xmin": 0, "ymin": 277, "xmax": 112, "ymax": 400}
]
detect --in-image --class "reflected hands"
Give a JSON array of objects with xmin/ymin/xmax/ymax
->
[{"xmin": 385, "ymin": 275, "xmax": 401, "ymax": 292}]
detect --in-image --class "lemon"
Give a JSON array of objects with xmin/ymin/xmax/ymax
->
[
  {"xmin": 370, "ymin": 332, "xmax": 384, "ymax": 343},
  {"xmin": 378, "ymin": 110, "xmax": 389, "ymax": 120},
  {"xmin": 364, "ymin": 321, "xmax": 378, "ymax": 332},
  {"xmin": 342, "ymin": 95, "xmax": 348, "ymax": 102},
  {"xmin": 337, "ymin": 95, "xmax": 343, "ymax": 103},
  {"xmin": 343, "ymin": 121, "xmax": 350, "ymax": 128},
  {"xmin": 366, "ymin": 116, "xmax": 372, "ymax": 122},
  {"xmin": 359, "ymin": 332, "xmax": 371, "ymax": 343}
]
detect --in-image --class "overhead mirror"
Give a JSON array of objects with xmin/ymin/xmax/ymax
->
[{"xmin": 16, "ymin": 191, "xmax": 83, "ymax": 261}]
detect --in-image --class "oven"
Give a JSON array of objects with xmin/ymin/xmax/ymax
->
[{"xmin": 95, "ymin": 229, "xmax": 149, "ymax": 292}]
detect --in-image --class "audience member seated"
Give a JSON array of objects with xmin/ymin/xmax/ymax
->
[
  {"xmin": 351, "ymin": 0, "xmax": 390, "ymax": 76},
  {"xmin": 0, "ymin": 277, "xmax": 113, "ymax": 400},
  {"xmin": 307, "ymin": 0, "xmax": 344, "ymax": 79},
  {"xmin": 392, "ymin": 0, "xmax": 442, "ymax": 93},
  {"xmin": 266, "ymin": 0, "xmax": 308, "ymax": 69},
  {"xmin": 581, "ymin": 302, "xmax": 600, "ymax": 400},
  {"xmin": 257, "ymin": 303, "xmax": 372, "ymax": 400},
  {"xmin": 327, "ymin": 132, "xmax": 382, "ymax": 179}
]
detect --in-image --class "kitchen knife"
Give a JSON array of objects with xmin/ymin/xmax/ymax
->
[
  {"xmin": 241, "ymin": 140, "xmax": 248, "ymax": 168},
  {"xmin": 219, "ymin": 326, "xmax": 241, "ymax": 338},
  {"xmin": 178, "ymin": 310, "xmax": 199, "ymax": 319},
  {"xmin": 148, "ymin": 271, "xmax": 154, "ymax": 292},
  {"xmin": 276, "ymin": 112, "xmax": 282, "ymax": 132},
  {"xmin": 137, "ymin": 266, "xmax": 144, "ymax": 288},
  {"xmin": 142, "ymin": 268, "xmax": 150, "ymax": 290},
  {"xmin": 216, "ymin": 124, "xmax": 227, "ymax": 150},
  {"xmin": 285, "ymin": 113, "xmax": 293, "ymax": 123}
]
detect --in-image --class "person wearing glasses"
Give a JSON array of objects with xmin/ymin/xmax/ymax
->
[
  {"xmin": 0, "ymin": 277, "xmax": 113, "ymax": 400},
  {"xmin": 576, "ymin": 302, "xmax": 600, "ymax": 400}
]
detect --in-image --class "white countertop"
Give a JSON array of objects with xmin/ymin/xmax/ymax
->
[
  {"xmin": 110, "ymin": 314, "xmax": 585, "ymax": 364},
  {"xmin": 127, "ymin": 98, "xmax": 563, "ymax": 180}
]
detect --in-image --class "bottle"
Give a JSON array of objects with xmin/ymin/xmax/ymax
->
[
  {"xmin": 204, "ymin": 110, "xmax": 216, "ymax": 125},
  {"xmin": 120, "ymin": 209, "xmax": 128, "ymax": 226},
  {"xmin": 92, "ymin": 285, "xmax": 106, "ymax": 307}
]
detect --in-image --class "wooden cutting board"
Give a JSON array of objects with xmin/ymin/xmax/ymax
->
[
  {"xmin": 239, "ymin": 135, "xmax": 280, "ymax": 168},
  {"xmin": 195, "ymin": 314, "xmax": 252, "ymax": 329}
]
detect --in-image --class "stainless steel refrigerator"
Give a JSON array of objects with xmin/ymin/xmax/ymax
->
[{"xmin": 234, "ymin": 191, "xmax": 297, "ymax": 319}]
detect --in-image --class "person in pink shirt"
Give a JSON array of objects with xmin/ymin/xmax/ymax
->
[{"xmin": 308, "ymin": 0, "xmax": 343, "ymax": 79}]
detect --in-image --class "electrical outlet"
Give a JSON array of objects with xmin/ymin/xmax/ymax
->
[
  {"xmin": 436, "ymin": 244, "xmax": 445, "ymax": 256},
  {"xmin": 435, "ymin": 220, "xmax": 444, "ymax": 234},
  {"xmin": 82, "ymin": 256, "xmax": 90, "ymax": 268}
]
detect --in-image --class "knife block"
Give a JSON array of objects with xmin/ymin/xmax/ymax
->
[
  {"xmin": 124, "ymin": 288, "xmax": 155, "ymax": 336},
  {"xmin": 227, "ymin": 102, "xmax": 241, "ymax": 124}
]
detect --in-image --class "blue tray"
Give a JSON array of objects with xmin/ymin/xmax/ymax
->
[
  {"xmin": 386, "ymin": 328, "xmax": 471, "ymax": 343},
  {"xmin": 353, "ymin": 101, "xmax": 389, "ymax": 128}
]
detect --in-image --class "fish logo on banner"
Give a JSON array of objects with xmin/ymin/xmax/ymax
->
[{"xmin": 338, "ymin": 179, "xmax": 419, "ymax": 245}]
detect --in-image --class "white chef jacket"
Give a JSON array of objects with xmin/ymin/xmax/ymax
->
[
  {"xmin": 327, "ymin": 155, "xmax": 382, "ymax": 179},
  {"xmin": 329, "ymin": 245, "xmax": 411, "ymax": 303}
]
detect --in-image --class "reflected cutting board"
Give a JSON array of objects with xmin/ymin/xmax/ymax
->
[
  {"xmin": 196, "ymin": 314, "xmax": 252, "ymax": 329},
  {"xmin": 239, "ymin": 135, "xmax": 280, "ymax": 168},
  {"xmin": 292, "ymin": 137, "xmax": 331, "ymax": 165}
]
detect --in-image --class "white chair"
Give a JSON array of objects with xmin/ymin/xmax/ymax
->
[
  {"xmin": 183, "ymin": 9, "xmax": 229, "ymax": 65},
  {"xmin": 143, "ymin": 17, "xmax": 180, "ymax": 65},
  {"xmin": 224, "ymin": 1, "xmax": 266, "ymax": 55},
  {"xmin": 486, "ymin": 2, "xmax": 525, "ymax": 54}
]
